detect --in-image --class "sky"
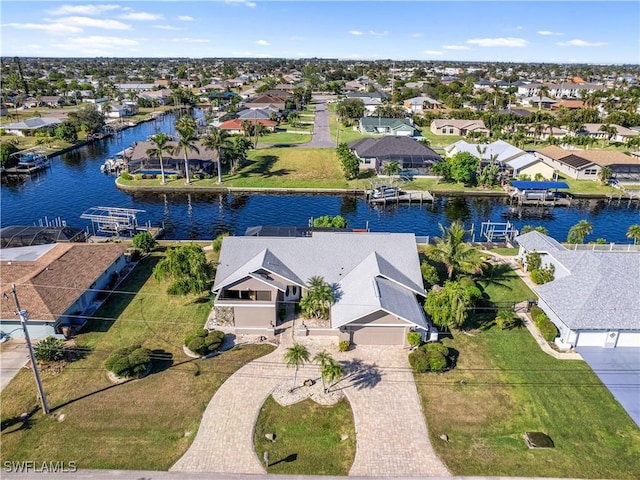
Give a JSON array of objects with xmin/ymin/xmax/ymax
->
[{"xmin": 1, "ymin": 1, "xmax": 639, "ymax": 64}]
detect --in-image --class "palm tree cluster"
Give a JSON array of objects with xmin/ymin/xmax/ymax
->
[
  {"xmin": 284, "ymin": 345, "xmax": 344, "ymax": 393},
  {"xmin": 426, "ymin": 221, "xmax": 485, "ymax": 279},
  {"xmin": 299, "ymin": 276, "xmax": 335, "ymax": 320}
]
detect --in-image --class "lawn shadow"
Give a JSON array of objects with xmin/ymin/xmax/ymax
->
[
  {"xmin": 337, "ymin": 358, "xmax": 382, "ymax": 390},
  {"xmin": 150, "ymin": 349, "xmax": 174, "ymax": 374},
  {"xmin": 81, "ymin": 255, "xmax": 161, "ymax": 334},
  {"xmin": 1, "ymin": 406, "xmax": 39, "ymax": 434},
  {"xmin": 269, "ymin": 453, "xmax": 298, "ymax": 467}
]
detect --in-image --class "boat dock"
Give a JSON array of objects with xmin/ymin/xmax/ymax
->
[
  {"xmin": 3, "ymin": 148, "xmax": 50, "ymax": 176},
  {"xmin": 80, "ymin": 206, "xmax": 165, "ymax": 241},
  {"xmin": 367, "ymin": 189, "xmax": 434, "ymax": 205}
]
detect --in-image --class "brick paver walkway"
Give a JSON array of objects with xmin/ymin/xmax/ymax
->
[{"xmin": 172, "ymin": 324, "xmax": 449, "ymax": 476}]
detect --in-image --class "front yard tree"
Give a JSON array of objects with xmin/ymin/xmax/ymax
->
[
  {"xmin": 448, "ymin": 152, "xmax": 479, "ymax": 185},
  {"xmin": 424, "ymin": 280, "xmax": 473, "ymax": 330},
  {"xmin": 336, "ymin": 98, "xmax": 365, "ymax": 124},
  {"xmin": 153, "ymin": 243, "xmax": 212, "ymax": 295},
  {"xmin": 426, "ymin": 221, "xmax": 485, "ymax": 279},
  {"xmin": 567, "ymin": 220, "xmax": 593, "ymax": 244},
  {"xmin": 322, "ymin": 359, "xmax": 343, "ymax": 393},
  {"xmin": 627, "ymin": 224, "xmax": 640, "ymax": 245},
  {"xmin": 284, "ymin": 343, "xmax": 310, "ymax": 392},
  {"xmin": 145, "ymin": 132, "xmax": 173, "ymax": 185}
]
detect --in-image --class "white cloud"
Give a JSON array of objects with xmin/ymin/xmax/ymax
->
[
  {"xmin": 56, "ymin": 16, "xmax": 132, "ymax": 30},
  {"xmin": 369, "ymin": 30, "xmax": 388, "ymax": 37},
  {"xmin": 443, "ymin": 45, "xmax": 470, "ymax": 50},
  {"xmin": 172, "ymin": 37, "xmax": 210, "ymax": 43},
  {"xmin": 177, "ymin": 16, "xmax": 194, "ymax": 21},
  {"xmin": 119, "ymin": 12, "xmax": 163, "ymax": 21},
  {"xmin": 46, "ymin": 4, "xmax": 120, "ymax": 16},
  {"xmin": 423, "ymin": 50, "xmax": 443, "ymax": 55},
  {"xmin": 467, "ymin": 37, "xmax": 528, "ymax": 47},
  {"xmin": 153, "ymin": 25, "xmax": 182, "ymax": 31},
  {"xmin": 556, "ymin": 39, "xmax": 607, "ymax": 47},
  {"xmin": 348, "ymin": 30, "xmax": 364, "ymax": 36},
  {"xmin": 225, "ymin": 0, "xmax": 257, "ymax": 7},
  {"xmin": 51, "ymin": 35, "xmax": 139, "ymax": 55},
  {"xmin": 538, "ymin": 30, "xmax": 563, "ymax": 36},
  {"xmin": 1, "ymin": 22, "xmax": 83, "ymax": 35},
  {"xmin": 256, "ymin": 39, "xmax": 270, "ymax": 46},
  {"xmin": 411, "ymin": 33, "xmax": 422, "ymax": 38}
]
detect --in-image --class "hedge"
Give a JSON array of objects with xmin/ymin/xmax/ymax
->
[
  {"xmin": 104, "ymin": 344, "xmax": 152, "ymax": 378},
  {"xmin": 185, "ymin": 329, "xmax": 225, "ymax": 356},
  {"xmin": 530, "ymin": 305, "xmax": 559, "ymax": 342},
  {"xmin": 409, "ymin": 342, "xmax": 449, "ymax": 373}
]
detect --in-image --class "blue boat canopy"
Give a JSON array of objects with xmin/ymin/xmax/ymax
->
[{"xmin": 510, "ymin": 181, "xmax": 569, "ymax": 190}]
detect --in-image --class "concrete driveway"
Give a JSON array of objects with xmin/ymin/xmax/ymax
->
[
  {"xmin": 578, "ymin": 347, "xmax": 640, "ymax": 427},
  {"xmin": 172, "ymin": 333, "xmax": 449, "ymax": 476},
  {"xmin": 0, "ymin": 339, "xmax": 29, "ymax": 392},
  {"xmin": 303, "ymin": 97, "xmax": 335, "ymax": 148}
]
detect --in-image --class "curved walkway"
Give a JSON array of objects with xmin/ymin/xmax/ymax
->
[{"xmin": 171, "ymin": 327, "xmax": 449, "ymax": 476}]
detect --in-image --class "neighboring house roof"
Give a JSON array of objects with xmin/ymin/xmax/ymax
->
[
  {"xmin": 213, "ymin": 232, "xmax": 426, "ymax": 329},
  {"xmin": 218, "ymin": 118, "xmax": 277, "ymax": 131},
  {"xmin": 431, "ymin": 119, "xmax": 488, "ymax": 131},
  {"xmin": 535, "ymin": 146, "xmax": 595, "ymax": 169},
  {"xmin": 444, "ymin": 139, "xmax": 523, "ymax": 164},
  {"xmin": 403, "ymin": 96, "xmax": 441, "ymax": 106},
  {"xmin": 0, "ymin": 243, "xmax": 127, "ymax": 323},
  {"xmin": 516, "ymin": 230, "xmax": 565, "ymax": 253},
  {"xmin": 1, "ymin": 117, "xmax": 63, "ymax": 130},
  {"xmin": 236, "ymin": 108, "xmax": 276, "ymax": 120},
  {"xmin": 582, "ymin": 123, "xmax": 639, "ymax": 137},
  {"xmin": 551, "ymin": 100, "xmax": 586, "ymax": 110},
  {"xmin": 349, "ymin": 136, "xmax": 440, "ymax": 160},
  {"xmin": 506, "ymin": 153, "xmax": 545, "ymax": 171},
  {"xmin": 359, "ymin": 117, "xmax": 415, "ymax": 133},
  {"xmin": 523, "ymin": 96, "xmax": 557, "ymax": 103},
  {"xmin": 576, "ymin": 150, "xmax": 639, "ymax": 167},
  {"xmin": 536, "ymin": 250, "xmax": 640, "ymax": 330}
]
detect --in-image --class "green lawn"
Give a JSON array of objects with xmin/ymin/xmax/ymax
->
[
  {"xmin": 258, "ymin": 132, "xmax": 312, "ymax": 145},
  {"xmin": 416, "ymin": 267, "xmax": 640, "ymax": 478},
  {"xmin": 0, "ymin": 248, "xmax": 275, "ymax": 470},
  {"xmin": 254, "ymin": 396, "xmax": 356, "ymax": 475}
]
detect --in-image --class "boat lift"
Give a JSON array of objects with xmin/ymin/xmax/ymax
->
[
  {"xmin": 80, "ymin": 206, "xmax": 147, "ymax": 237},
  {"xmin": 478, "ymin": 221, "xmax": 519, "ymax": 244}
]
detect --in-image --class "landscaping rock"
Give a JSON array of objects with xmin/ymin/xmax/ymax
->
[
  {"xmin": 341, "ymin": 434, "xmax": 349, "ymax": 441},
  {"xmin": 265, "ymin": 433, "xmax": 276, "ymax": 442},
  {"xmin": 303, "ymin": 378, "xmax": 315, "ymax": 387},
  {"xmin": 439, "ymin": 434, "xmax": 449, "ymax": 442}
]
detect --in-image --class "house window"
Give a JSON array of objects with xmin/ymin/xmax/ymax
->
[
  {"xmin": 585, "ymin": 169, "xmax": 597, "ymax": 175},
  {"xmin": 363, "ymin": 159, "xmax": 371, "ymax": 164},
  {"xmin": 449, "ymin": 128, "xmax": 454, "ymax": 134},
  {"xmin": 441, "ymin": 128, "xmax": 447, "ymax": 134}
]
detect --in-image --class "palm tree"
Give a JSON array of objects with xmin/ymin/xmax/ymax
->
[
  {"xmin": 201, "ymin": 128, "xmax": 232, "ymax": 184},
  {"xmin": 598, "ymin": 166, "xmax": 612, "ymax": 185},
  {"xmin": 145, "ymin": 132, "xmax": 173, "ymax": 185},
  {"xmin": 382, "ymin": 161, "xmax": 401, "ymax": 178},
  {"xmin": 426, "ymin": 221, "xmax": 485, "ymax": 279},
  {"xmin": 598, "ymin": 124, "xmax": 617, "ymax": 146},
  {"xmin": 626, "ymin": 224, "xmax": 640, "ymax": 245},
  {"xmin": 284, "ymin": 343, "xmax": 310, "ymax": 392},
  {"xmin": 173, "ymin": 119, "xmax": 199, "ymax": 184},
  {"xmin": 300, "ymin": 276, "xmax": 335, "ymax": 319},
  {"xmin": 521, "ymin": 225, "xmax": 549, "ymax": 235},
  {"xmin": 537, "ymin": 85, "xmax": 550, "ymax": 111},
  {"xmin": 567, "ymin": 220, "xmax": 593, "ymax": 244},
  {"xmin": 322, "ymin": 359, "xmax": 343, "ymax": 393},
  {"xmin": 313, "ymin": 350, "xmax": 334, "ymax": 392}
]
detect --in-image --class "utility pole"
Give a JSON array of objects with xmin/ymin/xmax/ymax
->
[{"xmin": 9, "ymin": 284, "xmax": 49, "ymax": 414}]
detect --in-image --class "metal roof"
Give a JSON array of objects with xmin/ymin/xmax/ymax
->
[{"xmin": 510, "ymin": 181, "xmax": 569, "ymax": 190}]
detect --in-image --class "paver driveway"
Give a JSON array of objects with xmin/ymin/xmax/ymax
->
[{"xmin": 171, "ymin": 332, "xmax": 449, "ymax": 476}]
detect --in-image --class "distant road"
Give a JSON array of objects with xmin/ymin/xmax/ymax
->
[{"xmin": 302, "ymin": 95, "xmax": 336, "ymax": 148}]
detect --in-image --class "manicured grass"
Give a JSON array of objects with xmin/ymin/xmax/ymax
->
[
  {"xmin": 258, "ymin": 132, "xmax": 312, "ymax": 145},
  {"xmin": 416, "ymin": 327, "xmax": 640, "ymax": 478},
  {"xmin": 476, "ymin": 264, "xmax": 535, "ymax": 305},
  {"xmin": 419, "ymin": 130, "xmax": 465, "ymax": 148},
  {"xmin": 558, "ymin": 175, "xmax": 620, "ymax": 195},
  {"xmin": 0, "ymin": 249, "xmax": 275, "ymax": 470},
  {"xmin": 486, "ymin": 247, "xmax": 520, "ymax": 256},
  {"xmin": 254, "ymin": 396, "xmax": 356, "ymax": 475}
]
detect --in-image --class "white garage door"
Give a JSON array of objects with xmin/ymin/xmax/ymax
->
[
  {"xmin": 617, "ymin": 332, "xmax": 640, "ymax": 348},
  {"xmin": 576, "ymin": 331, "xmax": 607, "ymax": 347},
  {"xmin": 349, "ymin": 326, "xmax": 405, "ymax": 345}
]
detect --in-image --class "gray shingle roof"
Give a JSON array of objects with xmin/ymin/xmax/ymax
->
[
  {"xmin": 515, "ymin": 231, "xmax": 565, "ymax": 253},
  {"xmin": 350, "ymin": 136, "xmax": 439, "ymax": 158}
]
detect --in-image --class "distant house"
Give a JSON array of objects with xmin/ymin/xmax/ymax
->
[
  {"xmin": 515, "ymin": 231, "xmax": 640, "ymax": 349},
  {"xmin": 115, "ymin": 83, "xmax": 155, "ymax": 92},
  {"xmin": 430, "ymin": 119, "xmax": 489, "ymax": 137},
  {"xmin": 551, "ymin": 100, "xmax": 586, "ymax": 111},
  {"xmin": 579, "ymin": 123, "xmax": 639, "ymax": 143},
  {"xmin": 358, "ymin": 117, "xmax": 416, "ymax": 136},
  {"xmin": 243, "ymin": 95, "xmax": 286, "ymax": 111},
  {"xmin": 127, "ymin": 140, "xmax": 219, "ymax": 174},
  {"xmin": 403, "ymin": 96, "xmax": 442, "ymax": 113},
  {"xmin": 0, "ymin": 243, "xmax": 128, "ymax": 339},
  {"xmin": 522, "ymin": 96, "xmax": 557, "ymax": 109},
  {"xmin": 1, "ymin": 117, "xmax": 64, "ymax": 136},
  {"xmin": 139, "ymin": 89, "xmax": 171, "ymax": 105},
  {"xmin": 536, "ymin": 146, "xmax": 640, "ymax": 182},
  {"xmin": 217, "ymin": 118, "xmax": 277, "ymax": 135},
  {"xmin": 349, "ymin": 136, "xmax": 442, "ymax": 175},
  {"xmin": 212, "ymin": 232, "xmax": 432, "ymax": 346},
  {"xmin": 22, "ymin": 96, "xmax": 65, "ymax": 108}
]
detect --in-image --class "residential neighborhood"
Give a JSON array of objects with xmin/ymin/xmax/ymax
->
[{"xmin": 1, "ymin": 1, "xmax": 640, "ymax": 479}]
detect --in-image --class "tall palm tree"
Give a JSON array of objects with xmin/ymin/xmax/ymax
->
[
  {"xmin": 322, "ymin": 360, "xmax": 343, "ymax": 393},
  {"xmin": 567, "ymin": 220, "xmax": 593, "ymax": 244},
  {"xmin": 300, "ymin": 276, "xmax": 335, "ymax": 319},
  {"xmin": 201, "ymin": 128, "xmax": 232, "ymax": 184},
  {"xmin": 313, "ymin": 350, "xmax": 334, "ymax": 393},
  {"xmin": 626, "ymin": 224, "xmax": 640, "ymax": 245},
  {"xmin": 284, "ymin": 343, "xmax": 310, "ymax": 392},
  {"xmin": 173, "ymin": 120, "xmax": 199, "ymax": 184},
  {"xmin": 537, "ymin": 85, "xmax": 550, "ymax": 111},
  {"xmin": 598, "ymin": 124, "xmax": 617, "ymax": 146},
  {"xmin": 145, "ymin": 132, "xmax": 173, "ymax": 185},
  {"xmin": 426, "ymin": 221, "xmax": 485, "ymax": 279}
]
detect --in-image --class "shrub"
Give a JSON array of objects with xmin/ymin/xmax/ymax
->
[
  {"xmin": 530, "ymin": 306, "xmax": 558, "ymax": 342},
  {"xmin": 338, "ymin": 340, "xmax": 350, "ymax": 352},
  {"xmin": 496, "ymin": 309, "xmax": 519, "ymax": 330},
  {"xmin": 420, "ymin": 260, "xmax": 440, "ymax": 288},
  {"xmin": 409, "ymin": 342, "xmax": 450, "ymax": 372},
  {"xmin": 407, "ymin": 331, "xmax": 423, "ymax": 348},
  {"xmin": 132, "ymin": 231, "xmax": 157, "ymax": 254},
  {"xmin": 120, "ymin": 171, "xmax": 132, "ymax": 181},
  {"xmin": 104, "ymin": 344, "xmax": 152, "ymax": 378},
  {"xmin": 134, "ymin": 174, "xmax": 143, "ymax": 180},
  {"xmin": 185, "ymin": 329, "xmax": 225, "ymax": 356},
  {"xmin": 212, "ymin": 232, "xmax": 230, "ymax": 253},
  {"xmin": 525, "ymin": 250, "xmax": 542, "ymax": 271},
  {"xmin": 34, "ymin": 336, "xmax": 65, "ymax": 362},
  {"xmin": 530, "ymin": 264, "xmax": 555, "ymax": 285}
]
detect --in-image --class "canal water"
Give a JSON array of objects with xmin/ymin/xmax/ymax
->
[{"xmin": 2, "ymin": 112, "xmax": 639, "ymax": 243}]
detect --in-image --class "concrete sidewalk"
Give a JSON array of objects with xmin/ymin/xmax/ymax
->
[{"xmin": 0, "ymin": 339, "xmax": 29, "ymax": 392}]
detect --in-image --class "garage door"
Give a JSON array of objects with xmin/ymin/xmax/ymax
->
[
  {"xmin": 617, "ymin": 332, "xmax": 640, "ymax": 347},
  {"xmin": 349, "ymin": 326, "xmax": 405, "ymax": 345},
  {"xmin": 576, "ymin": 331, "xmax": 607, "ymax": 347}
]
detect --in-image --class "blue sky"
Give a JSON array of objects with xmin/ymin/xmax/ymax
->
[{"xmin": 1, "ymin": 1, "xmax": 638, "ymax": 64}]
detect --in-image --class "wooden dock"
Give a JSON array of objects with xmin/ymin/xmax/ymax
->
[{"xmin": 367, "ymin": 190, "xmax": 434, "ymax": 205}]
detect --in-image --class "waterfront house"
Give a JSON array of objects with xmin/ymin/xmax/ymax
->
[
  {"xmin": 217, "ymin": 118, "xmax": 277, "ymax": 135},
  {"xmin": 127, "ymin": 140, "xmax": 219, "ymax": 175},
  {"xmin": 0, "ymin": 243, "xmax": 127, "ymax": 339},
  {"xmin": 430, "ymin": 119, "xmax": 489, "ymax": 137},
  {"xmin": 358, "ymin": 117, "xmax": 416, "ymax": 136},
  {"xmin": 515, "ymin": 231, "xmax": 640, "ymax": 349},
  {"xmin": 212, "ymin": 232, "xmax": 432, "ymax": 346},
  {"xmin": 1, "ymin": 117, "xmax": 64, "ymax": 136},
  {"xmin": 349, "ymin": 136, "xmax": 442, "ymax": 175}
]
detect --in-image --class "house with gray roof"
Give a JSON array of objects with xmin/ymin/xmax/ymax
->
[
  {"xmin": 515, "ymin": 231, "xmax": 640, "ymax": 349},
  {"xmin": 349, "ymin": 136, "xmax": 442, "ymax": 175},
  {"xmin": 1, "ymin": 117, "xmax": 64, "ymax": 136},
  {"xmin": 212, "ymin": 232, "xmax": 432, "ymax": 345},
  {"xmin": 358, "ymin": 117, "xmax": 416, "ymax": 136}
]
